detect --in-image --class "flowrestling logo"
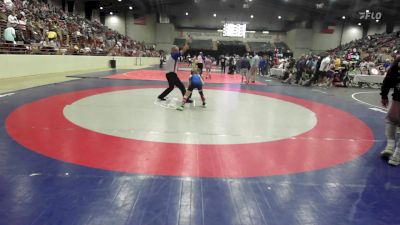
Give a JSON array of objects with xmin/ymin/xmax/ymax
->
[{"xmin": 359, "ymin": 11, "xmax": 382, "ymax": 20}]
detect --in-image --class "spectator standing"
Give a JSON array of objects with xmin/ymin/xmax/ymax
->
[
  {"xmin": 228, "ymin": 55, "xmax": 235, "ymax": 75},
  {"xmin": 295, "ymin": 55, "xmax": 306, "ymax": 84},
  {"xmin": 249, "ymin": 52, "xmax": 260, "ymax": 82},
  {"xmin": 159, "ymin": 52, "xmax": 165, "ymax": 68},
  {"xmin": 238, "ymin": 54, "xmax": 250, "ymax": 83},
  {"xmin": 334, "ymin": 56, "xmax": 341, "ymax": 71},
  {"xmin": 204, "ymin": 56, "xmax": 212, "ymax": 79},
  {"xmin": 197, "ymin": 52, "xmax": 204, "ymax": 75},
  {"xmin": 220, "ymin": 55, "xmax": 226, "ymax": 73},
  {"xmin": 259, "ymin": 56, "xmax": 266, "ymax": 76},
  {"xmin": 380, "ymin": 57, "xmax": 400, "ymax": 166},
  {"xmin": 319, "ymin": 54, "xmax": 332, "ymax": 84},
  {"xmin": 265, "ymin": 56, "xmax": 271, "ymax": 76}
]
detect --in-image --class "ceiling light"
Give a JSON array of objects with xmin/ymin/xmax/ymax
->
[
  {"xmin": 129, "ymin": 6, "xmax": 133, "ymax": 10},
  {"xmin": 263, "ymin": 31, "xmax": 270, "ymax": 34},
  {"xmin": 342, "ymin": 16, "xmax": 346, "ymax": 19},
  {"xmin": 316, "ymin": 3, "xmax": 324, "ymax": 9},
  {"xmin": 376, "ymin": 19, "xmax": 379, "ymax": 23},
  {"xmin": 358, "ymin": 23, "xmax": 361, "ymax": 26},
  {"xmin": 110, "ymin": 12, "xmax": 113, "ymax": 15},
  {"xmin": 213, "ymin": 13, "xmax": 217, "ymax": 17},
  {"xmin": 250, "ymin": 15, "xmax": 254, "ymax": 19},
  {"xmin": 118, "ymin": 0, "xmax": 122, "ymax": 2},
  {"xmin": 278, "ymin": 16, "xmax": 282, "ymax": 19},
  {"xmin": 100, "ymin": 6, "xmax": 103, "ymax": 10},
  {"xmin": 366, "ymin": 10, "xmax": 370, "ymax": 13},
  {"xmin": 186, "ymin": 12, "xmax": 189, "ymax": 16}
]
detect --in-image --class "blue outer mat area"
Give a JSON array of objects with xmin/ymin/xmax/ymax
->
[{"xmin": 0, "ymin": 77, "xmax": 397, "ymax": 225}]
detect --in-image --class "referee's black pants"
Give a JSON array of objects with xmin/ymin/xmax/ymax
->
[{"xmin": 158, "ymin": 72, "xmax": 186, "ymax": 99}]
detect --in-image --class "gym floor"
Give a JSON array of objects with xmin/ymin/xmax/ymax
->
[{"xmin": 0, "ymin": 67, "xmax": 397, "ymax": 225}]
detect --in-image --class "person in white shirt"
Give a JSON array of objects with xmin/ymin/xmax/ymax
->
[
  {"xmin": 158, "ymin": 37, "xmax": 192, "ymax": 101},
  {"xmin": 7, "ymin": 11, "xmax": 18, "ymax": 27},
  {"xmin": 4, "ymin": 0, "xmax": 14, "ymax": 11},
  {"xmin": 320, "ymin": 55, "xmax": 331, "ymax": 71},
  {"xmin": 197, "ymin": 52, "xmax": 204, "ymax": 75},
  {"xmin": 318, "ymin": 54, "xmax": 332, "ymax": 86},
  {"xmin": 249, "ymin": 52, "xmax": 260, "ymax": 83}
]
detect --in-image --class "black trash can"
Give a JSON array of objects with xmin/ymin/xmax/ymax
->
[{"xmin": 110, "ymin": 59, "xmax": 116, "ymax": 69}]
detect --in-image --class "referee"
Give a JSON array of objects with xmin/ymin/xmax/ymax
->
[{"xmin": 158, "ymin": 37, "xmax": 192, "ymax": 101}]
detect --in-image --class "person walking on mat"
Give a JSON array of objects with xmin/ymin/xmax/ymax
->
[{"xmin": 380, "ymin": 56, "xmax": 400, "ymax": 166}]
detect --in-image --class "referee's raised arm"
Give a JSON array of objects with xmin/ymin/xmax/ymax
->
[{"xmin": 180, "ymin": 35, "xmax": 192, "ymax": 55}]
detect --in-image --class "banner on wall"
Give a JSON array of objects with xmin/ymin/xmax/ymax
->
[
  {"xmin": 134, "ymin": 16, "xmax": 146, "ymax": 25},
  {"xmin": 321, "ymin": 22, "xmax": 336, "ymax": 33}
]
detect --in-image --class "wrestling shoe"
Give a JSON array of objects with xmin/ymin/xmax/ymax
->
[
  {"xmin": 158, "ymin": 97, "xmax": 167, "ymax": 101},
  {"xmin": 176, "ymin": 106, "xmax": 184, "ymax": 111},
  {"xmin": 381, "ymin": 146, "xmax": 394, "ymax": 159},
  {"xmin": 186, "ymin": 99, "xmax": 193, "ymax": 104},
  {"xmin": 202, "ymin": 102, "xmax": 206, "ymax": 108},
  {"xmin": 389, "ymin": 149, "xmax": 400, "ymax": 166}
]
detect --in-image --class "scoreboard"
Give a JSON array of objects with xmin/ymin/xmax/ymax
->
[{"xmin": 223, "ymin": 23, "xmax": 247, "ymax": 38}]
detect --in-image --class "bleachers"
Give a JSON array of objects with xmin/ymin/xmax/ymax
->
[
  {"xmin": 248, "ymin": 42, "xmax": 273, "ymax": 52},
  {"xmin": 331, "ymin": 32, "xmax": 399, "ymax": 62},
  {"xmin": 0, "ymin": 42, "xmax": 30, "ymax": 54},
  {"xmin": 0, "ymin": 0, "xmax": 159, "ymax": 57},
  {"xmin": 218, "ymin": 41, "xmax": 246, "ymax": 56},
  {"xmin": 190, "ymin": 39, "xmax": 213, "ymax": 50},
  {"xmin": 0, "ymin": 20, "xmax": 30, "ymax": 54},
  {"xmin": 173, "ymin": 38, "xmax": 186, "ymax": 48},
  {"xmin": 0, "ymin": 20, "xmax": 7, "ymax": 41},
  {"xmin": 274, "ymin": 42, "xmax": 290, "ymax": 50},
  {"xmin": 218, "ymin": 40, "xmax": 244, "ymax": 46}
]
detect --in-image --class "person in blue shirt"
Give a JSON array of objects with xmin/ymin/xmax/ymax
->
[
  {"xmin": 177, "ymin": 69, "xmax": 206, "ymax": 111},
  {"xmin": 259, "ymin": 56, "xmax": 266, "ymax": 76},
  {"xmin": 383, "ymin": 59, "xmax": 392, "ymax": 70}
]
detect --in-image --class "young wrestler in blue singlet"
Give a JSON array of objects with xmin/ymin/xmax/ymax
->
[{"xmin": 177, "ymin": 69, "xmax": 206, "ymax": 111}]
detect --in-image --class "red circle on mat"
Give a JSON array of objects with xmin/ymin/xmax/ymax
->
[{"xmin": 5, "ymin": 86, "xmax": 374, "ymax": 178}]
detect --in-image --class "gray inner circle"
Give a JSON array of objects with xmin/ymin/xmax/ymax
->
[{"xmin": 63, "ymin": 88, "xmax": 317, "ymax": 144}]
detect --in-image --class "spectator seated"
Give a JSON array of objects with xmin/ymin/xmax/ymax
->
[{"xmin": 0, "ymin": 0, "xmax": 159, "ymax": 57}]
